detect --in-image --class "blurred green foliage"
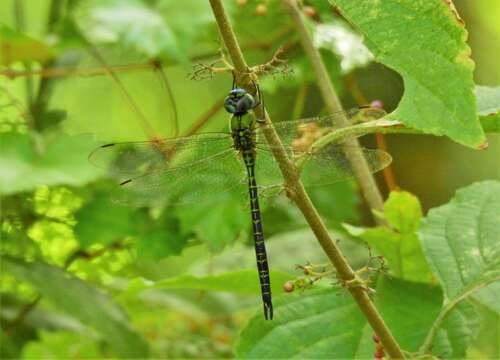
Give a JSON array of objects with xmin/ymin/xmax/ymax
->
[{"xmin": 0, "ymin": 0, "xmax": 499, "ymax": 359}]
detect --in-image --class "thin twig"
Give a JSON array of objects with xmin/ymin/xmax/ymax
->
[
  {"xmin": 208, "ymin": 0, "xmax": 404, "ymax": 358},
  {"xmin": 29, "ymin": 0, "xmax": 64, "ymax": 132},
  {"xmin": 182, "ymin": 97, "xmax": 225, "ymax": 137},
  {"xmin": 344, "ymin": 74, "xmax": 398, "ymax": 191}
]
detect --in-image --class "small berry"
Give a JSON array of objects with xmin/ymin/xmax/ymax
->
[
  {"xmin": 374, "ymin": 347, "xmax": 385, "ymax": 359},
  {"xmin": 303, "ymin": 6, "xmax": 316, "ymax": 17},
  {"xmin": 255, "ymin": 3, "xmax": 267, "ymax": 16},
  {"xmin": 237, "ymin": 0, "xmax": 247, "ymax": 6},
  {"xmin": 283, "ymin": 281, "xmax": 295, "ymax": 292},
  {"xmin": 303, "ymin": 265, "xmax": 313, "ymax": 275}
]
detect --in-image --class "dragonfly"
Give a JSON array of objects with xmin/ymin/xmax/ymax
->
[
  {"xmin": 88, "ymin": 77, "xmax": 391, "ymax": 320},
  {"xmin": 2, "ymin": 45, "xmax": 391, "ymax": 320}
]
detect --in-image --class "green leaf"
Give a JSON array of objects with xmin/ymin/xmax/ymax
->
[
  {"xmin": 236, "ymin": 288, "xmax": 366, "ymax": 358},
  {"xmin": 135, "ymin": 227, "xmax": 187, "ymax": 260},
  {"xmin": 74, "ymin": 197, "xmax": 140, "ymax": 248},
  {"xmin": 344, "ymin": 191, "xmax": 434, "ymax": 283},
  {"xmin": 175, "ymin": 193, "xmax": 249, "ymax": 252},
  {"xmin": 420, "ymin": 181, "xmax": 500, "ymax": 306},
  {"xmin": 468, "ymin": 302, "xmax": 500, "ymax": 359},
  {"xmin": 0, "ymin": 25, "xmax": 53, "ymax": 65},
  {"xmin": 375, "ymin": 278, "xmax": 476, "ymax": 359},
  {"xmin": 476, "ymin": 85, "xmax": 500, "ymax": 133},
  {"xmin": 151, "ymin": 269, "xmax": 292, "ymax": 296},
  {"xmin": 0, "ymin": 132, "xmax": 101, "ymax": 195},
  {"xmin": 2, "ymin": 256, "xmax": 149, "ymax": 358},
  {"xmin": 75, "ymin": 0, "xmax": 186, "ymax": 61},
  {"xmin": 330, "ymin": 0, "xmax": 485, "ymax": 148},
  {"xmin": 235, "ymin": 278, "xmax": 444, "ymax": 358},
  {"xmin": 22, "ymin": 331, "xmax": 101, "ymax": 359}
]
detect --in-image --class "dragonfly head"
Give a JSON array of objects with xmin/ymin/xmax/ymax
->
[{"xmin": 224, "ymin": 88, "xmax": 256, "ymax": 116}]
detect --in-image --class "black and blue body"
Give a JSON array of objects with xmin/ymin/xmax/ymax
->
[{"xmin": 224, "ymin": 84, "xmax": 273, "ymax": 320}]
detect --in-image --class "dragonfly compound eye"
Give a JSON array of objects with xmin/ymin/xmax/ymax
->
[{"xmin": 224, "ymin": 97, "xmax": 238, "ymax": 114}]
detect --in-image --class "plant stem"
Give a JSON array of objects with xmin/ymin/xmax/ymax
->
[
  {"xmin": 284, "ymin": 0, "xmax": 386, "ymax": 222},
  {"xmin": 208, "ymin": 0, "xmax": 404, "ymax": 358},
  {"xmin": 345, "ymin": 73, "xmax": 399, "ymax": 191}
]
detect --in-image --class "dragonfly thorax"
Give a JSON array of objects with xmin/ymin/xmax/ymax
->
[
  {"xmin": 231, "ymin": 126, "xmax": 256, "ymax": 152},
  {"xmin": 224, "ymin": 88, "xmax": 256, "ymax": 116}
]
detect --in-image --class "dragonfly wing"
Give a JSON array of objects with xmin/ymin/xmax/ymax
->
[
  {"xmin": 255, "ymin": 107, "xmax": 387, "ymax": 148},
  {"xmin": 89, "ymin": 133, "xmax": 233, "ymax": 176},
  {"xmin": 110, "ymin": 148, "xmax": 247, "ymax": 207},
  {"xmin": 298, "ymin": 143, "xmax": 392, "ymax": 186},
  {"xmin": 254, "ymin": 141, "xmax": 391, "ymax": 191}
]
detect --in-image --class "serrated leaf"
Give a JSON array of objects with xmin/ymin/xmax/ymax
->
[
  {"xmin": 0, "ymin": 25, "xmax": 53, "ymax": 65},
  {"xmin": 344, "ymin": 191, "xmax": 433, "ymax": 283},
  {"xmin": 420, "ymin": 181, "xmax": 500, "ymax": 308},
  {"xmin": 235, "ymin": 278, "xmax": 443, "ymax": 358},
  {"xmin": 331, "ymin": 0, "xmax": 485, "ymax": 148},
  {"xmin": 0, "ymin": 132, "xmax": 101, "ymax": 195},
  {"xmin": 2, "ymin": 256, "xmax": 149, "ymax": 358},
  {"xmin": 152, "ymin": 269, "xmax": 291, "ymax": 296},
  {"xmin": 476, "ymin": 85, "xmax": 500, "ymax": 133}
]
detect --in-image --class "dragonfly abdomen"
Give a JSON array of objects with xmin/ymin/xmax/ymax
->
[{"xmin": 243, "ymin": 151, "xmax": 273, "ymax": 320}]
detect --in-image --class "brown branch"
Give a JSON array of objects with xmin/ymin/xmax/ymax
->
[{"xmin": 182, "ymin": 97, "xmax": 225, "ymax": 137}]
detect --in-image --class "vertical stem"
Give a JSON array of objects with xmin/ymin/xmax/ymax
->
[
  {"xmin": 13, "ymin": 0, "xmax": 35, "ymax": 128},
  {"xmin": 284, "ymin": 0, "xmax": 386, "ymax": 223},
  {"xmin": 30, "ymin": 0, "xmax": 64, "ymax": 132},
  {"xmin": 209, "ymin": 0, "xmax": 404, "ymax": 358},
  {"xmin": 345, "ymin": 73, "xmax": 398, "ymax": 191}
]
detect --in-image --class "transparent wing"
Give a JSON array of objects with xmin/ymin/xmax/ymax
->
[
  {"xmin": 298, "ymin": 143, "xmax": 392, "ymax": 186},
  {"xmin": 249, "ymin": 106, "xmax": 390, "ymax": 191},
  {"xmin": 254, "ymin": 142, "xmax": 391, "ymax": 190},
  {"xmin": 88, "ymin": 133, "xmax": 233, "ymax": 176},
  {"xmin": 255, "ymin": 107, "xmax": 386, "ymax": 149},
  {"xmin": 109, "ymin": 149, "xmax": 248, "ymax": 207}
]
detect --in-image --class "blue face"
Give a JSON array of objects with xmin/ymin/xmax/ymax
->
[{"xmin": 224, "ymin": 88, "xmax": 256, "ymax": 116}]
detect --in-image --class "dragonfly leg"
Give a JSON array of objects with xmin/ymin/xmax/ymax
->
[{"xmin": 251, "ymin": 81, "xmax": 266, "ymax": 123}]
